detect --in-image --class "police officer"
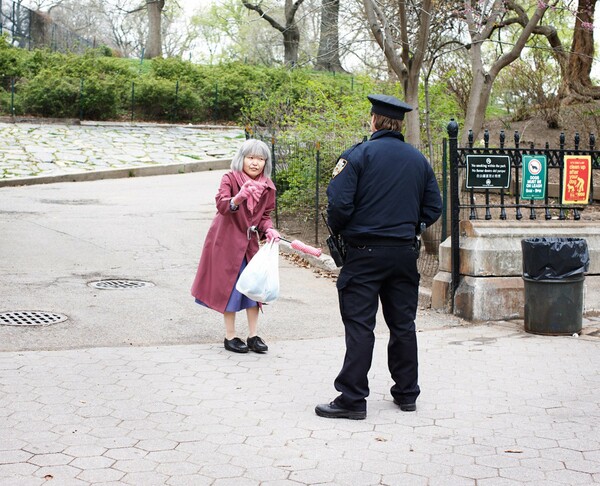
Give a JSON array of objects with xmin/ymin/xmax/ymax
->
[{"xmin": 315, "ymin": 94, "xmax": 443, "ymax": 420}]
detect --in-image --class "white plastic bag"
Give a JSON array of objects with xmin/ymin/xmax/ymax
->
[{"xmin": 235, "ymin": 241, "xmax": 280, "ymax": 303}]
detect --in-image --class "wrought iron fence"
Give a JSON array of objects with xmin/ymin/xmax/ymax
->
[
  {"xmin": 248, "ymin": 129, "xmax": 448, "ymax": 281},
  {"xmin": 0, "ymin": 0, "xmax": 94, "ymax": 53},
  {"xmin": 448, "ymin": 120, "xmax": 600, "ymax": 295}
]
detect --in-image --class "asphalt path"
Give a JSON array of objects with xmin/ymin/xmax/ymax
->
[{"xmin": 0, "ymin": 170, "xmax": 466, "ymax": 352}]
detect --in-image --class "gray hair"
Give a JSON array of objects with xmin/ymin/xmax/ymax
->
[{"xmin": 230, "ymin": 139, "xmax": 272, "ymax": 178}]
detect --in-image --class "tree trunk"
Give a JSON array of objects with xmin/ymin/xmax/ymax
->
[
  {"xmin": 404, "ymin": 66, "xmax": 421, "ymax": 144},
  {"xmin": 283, "ymin": 23, "xmax": 300, "ymax": 66},
  {"xmin": 315, "ymin": 0, "xmax": 345, "ymax": 72},
  {"xmin": 145, "ymin": 0, "xmax": 164, "ymax": 59},
  {"xmin": 463, "ymin": 1, "xmax": 552, "ymax": 143},
  {"xmin": 558, "ymin": 0, "xmax": 600, "ymax": 103},
  {"xmin": 242, "ymin": 0, "xmax": 304, "ymax": 66},
  {"xmin": 362, "ymin": 0, "xmax": 431, "ymax": 146},
  {"xmin": 568, "ymin": 0, "xmax": 595, "ymax": 87}
]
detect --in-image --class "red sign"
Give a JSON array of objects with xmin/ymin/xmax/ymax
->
[{"xmin": 562, "ymin": 156, "xmax": 591, "ymax": 204}]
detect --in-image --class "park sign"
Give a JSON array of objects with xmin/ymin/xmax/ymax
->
[
  {"xmin": 466, "ymin": 155, "xmax": 511, "ymax": 189},
  {"xmin": 562, "ymin": 155, "xmax": 591, "ymax": 205},
  {"xmin": 521, "ymin": 155, "xmax": 547, "ymax": 200}
]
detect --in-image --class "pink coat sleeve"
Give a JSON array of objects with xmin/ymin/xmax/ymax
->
[
  {"xmin": 215, "ymin": 173, "xmax": 236, "ymax": 214},
  {"xmin": 257, "ymin": 194, "xmax": 275, "ymax": 235}
]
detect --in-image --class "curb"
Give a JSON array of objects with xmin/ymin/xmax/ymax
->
[
  {"xmin": 279, "ymin": 240, "xmax": 339, "ymax": 274},
  {"xmin": 0, "ymin": 117, "xmax": 243, "ymax": 131},
  {"xmin": 278, "ymin": 240, "xmax": 432, "ymax": 307},
  {"xmin": 0, "ymin": 159, "xmax": 232, "ymax": 188}
]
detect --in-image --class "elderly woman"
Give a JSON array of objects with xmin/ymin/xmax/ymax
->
[{"xmin": 191, "ymin": 139, "xmax": 280, "ymax": 354}]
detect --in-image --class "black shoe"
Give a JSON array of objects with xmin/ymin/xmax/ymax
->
[
  {"xmin": 315, "ymin": 401, "xmax": 366, "ymax": 420},
  {"xmin": 393, "ymin": 398, "xmax": 416, "ymax": 412},
  {"xmin": 247, "ymin": 335, "xmax": 268, "ymax": 353},
  {"xmin": 224, "ymin": 337, "xmax": 248, "ymax": 353}
]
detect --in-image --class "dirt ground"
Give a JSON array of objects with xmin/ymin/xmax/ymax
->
[{"xmin": 485, "ymin": 101, "xmax": 600, "ymax": 148}]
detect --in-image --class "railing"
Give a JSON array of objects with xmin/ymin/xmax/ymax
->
[
  {"xmin": 0, "ymin": 0, "xmax": 94, "ymax": 53},
  {"xmin": 448, "ymin": 119, "xmax": 600, "ymax": 297}
]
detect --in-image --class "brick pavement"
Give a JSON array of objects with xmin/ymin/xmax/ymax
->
[{"xmin": 1, "ymin": 325, "xmax": 599, "ymax": 485}]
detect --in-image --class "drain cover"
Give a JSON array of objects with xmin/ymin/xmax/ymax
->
[
  {"xmin": 0, "ymin": 311, "xmax": 68, "ymax": 327},
  {"xmin": 89, "ymin": 279, "xmax": 154, "ymax": 290}
]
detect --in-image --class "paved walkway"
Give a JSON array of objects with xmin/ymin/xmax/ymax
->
[
  {"xmin": 1, "ymin": 325, "xmax": 599, "ymax": 486},
  {"xmin": 0, "ymin": 121, "xmax": 599, "ymax": 485},
  {"xmin": 0, "ymin": 121, "xmax": 245, "ymax": 186}
]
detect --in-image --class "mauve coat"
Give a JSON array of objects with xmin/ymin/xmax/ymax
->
[{"xmin": 190, "ymin": 171, "xmax": 276, "ymax": 313}]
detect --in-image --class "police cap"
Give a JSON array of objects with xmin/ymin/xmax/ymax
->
[{"xmin": 367, "ymin": 94, "xmax": 413, "ymax": 120}]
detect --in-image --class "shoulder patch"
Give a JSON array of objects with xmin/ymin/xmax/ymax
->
[{"xmin": 332, "ymin": 158, "xmax": 348, "ymax": 178}]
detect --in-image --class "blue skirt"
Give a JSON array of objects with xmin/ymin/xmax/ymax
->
[{"xmin": 195, "ymin": 257, "xmax": 258, "ymax": 313}]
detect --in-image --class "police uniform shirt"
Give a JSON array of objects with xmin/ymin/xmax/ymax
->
[{"xmin": 326, "ymin": 129, "xmax": 442, "ymax": 241}]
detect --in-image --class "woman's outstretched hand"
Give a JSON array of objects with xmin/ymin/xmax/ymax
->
[{"xmin": 265, "ymin": 228, "xmax": 280, "ymax": 242}]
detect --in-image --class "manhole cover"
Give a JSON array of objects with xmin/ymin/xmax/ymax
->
[
  {"xmin": 88, "ymin": 279, "xmax": 154, "ymax": 290},
  {"xmin": 0, "ymin": 311, "xmax": 68, "ymax": 327}
]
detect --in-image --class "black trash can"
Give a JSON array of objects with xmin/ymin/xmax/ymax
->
[{"xmin": 521, "ymin": 237, "xmax": 590, "ymax": 335}]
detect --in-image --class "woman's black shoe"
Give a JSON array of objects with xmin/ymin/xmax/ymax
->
[
  {"xmin": 224, "ymin": 337, "xmax": 248, "ymax": 353},
  {"xmin": 247, "ymin": 335, "xmax": 268, "ymax": 353}
]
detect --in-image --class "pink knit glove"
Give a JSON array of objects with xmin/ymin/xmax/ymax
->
[
  {"xmin": 234, "ymin": 181, "xmax": 256, "ymax": 204},
  {"xmin": 265, "ymin": 228, "xmax": 280, "ymax": 242}
]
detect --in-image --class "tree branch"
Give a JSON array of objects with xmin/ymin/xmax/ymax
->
[
  {"xmin": 242, "ymin": 1, "xmax": 285, "ymax": 33},
  {"xmin": 363, "ymin": 0, "xmax": 406, "ymax": 78}
]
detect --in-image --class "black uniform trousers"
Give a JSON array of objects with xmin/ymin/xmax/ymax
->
[{"xmin": 333, "ymin": 242, "xmax": 420, "ymax": 412}]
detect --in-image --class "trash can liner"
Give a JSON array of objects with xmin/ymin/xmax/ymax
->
[{"xmin": 521, "ymin": 237, "xmax": 590, "ymax": 281}]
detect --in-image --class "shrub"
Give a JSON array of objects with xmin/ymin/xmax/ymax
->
[
  {"xmin": 19, "ymin": 71, "xmax": 80, "ymax": 117},
  {"xmin": 200, "ymin": 62, "xmax": 274, "ymax": 120},
  {"xmin": 79, "ymin": 77, "xmax": 119, "ymax": 120},
  {"xmin": 131, "ymin": 77, "xmax": 203, "ymax": 121},
  {"xmin": 151, "ymin": 57, "xmax": 198, "ymax": 82}
]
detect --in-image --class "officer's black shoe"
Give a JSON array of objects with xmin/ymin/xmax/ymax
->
[
  {"xmin": 393, "ymin": 398, "xmax": 416, "ymax": 412},
  {"xmin": 224, "ymin": 337, "xmax": 248, "ymax": 353},
  {"xmin": 247, "ymin": 335, "xmax": 268, "ymax": 353},
  {"xmin": 315, "ymin": 401, "xmax": 366, "ymax": 420}
]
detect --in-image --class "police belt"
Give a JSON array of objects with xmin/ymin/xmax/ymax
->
[{"xmin": 345, "ymin": 236, "xmax": 414, "ymax": 248}]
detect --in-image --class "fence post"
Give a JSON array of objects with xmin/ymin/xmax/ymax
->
[
  {"xmin": 130, "ymin": 81, "xmax": 135, "ymax": 122},
  {"xmin": 315, "ymin": 141, "xmax": 321, "ymax": 245},
  {"xmin": 10, "ymin": 77, "xmax": 15, "ymax": 116},
  {"xmin": 172, "ymin": 79, "xmax": 179, "ymax": 123},
  {"xmin": 213, "ymin": 83, "xmax": 218, "ymax": 122},
  {"xmin": 441, "ymin": 138, "xmax": 447, "ymax": 241},
  {"xmin": 79, "ymin": 78, "xmax": 84, "ymax": 119},
  {"xmin": 271, "ymin": 136, "xmax": 278, "ymax": 228},
  {"xmin": 447, "ymin": 119, "xmax": 460, "ymax": 309}
]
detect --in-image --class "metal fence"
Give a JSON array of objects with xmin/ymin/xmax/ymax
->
[
  {"xmin": 248, "ymin": 129, "xmax": 448, "ymax": 281},
  {"xmin": 0, "ymin": 0, "xmax": 93, "ymax": 53},
  {"xmin": 448, "ymin": 120, "xmax": 600, "ymax": 295},
  {"xmin": 0, "ymin": 75, "xmax": 229, "ymax": 122}
]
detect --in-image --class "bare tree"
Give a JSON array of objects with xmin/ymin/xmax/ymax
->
[
  {"xmin": 242, "ymin": 0, "xmax": 306, "ymax": 65},
  {"xmin": 362, "ymin": 0, "xmax": 432, "ymax": 145},
  {"xmin": 315, "ymin": 0, "xmax": 345, "ymax": 72},
  {"xmin": 457, "ymin": 0, "xmax": 559, "ymax": 143}
]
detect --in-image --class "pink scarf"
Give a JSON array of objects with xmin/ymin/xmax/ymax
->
[{"xmin": 231, "ymin": 170, "xmax": 268, "ymax": 213}]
